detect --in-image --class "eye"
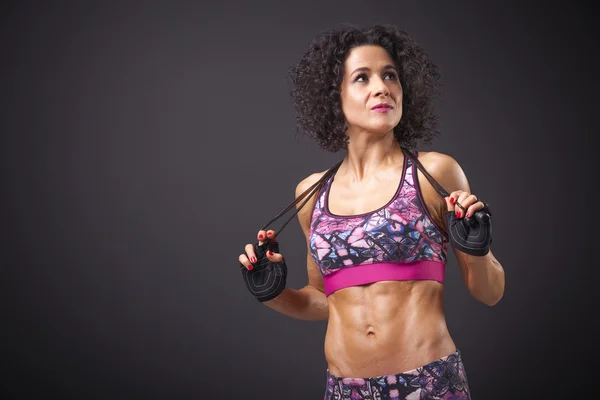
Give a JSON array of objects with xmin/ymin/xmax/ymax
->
[
  {"xmin": 384, "ymin": 71, "xmax": 398, "ymax": 80},
  {"xmin": 354, "ymin": 73, "xmax": 368, "ymax": 83}
]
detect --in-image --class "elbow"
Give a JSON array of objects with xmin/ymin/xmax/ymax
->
[
  {"xmin": 473, "ymin": 288, "xmax": 504, "ymax": 307},
  {"xmin": 482, "ymin": 292, "xmax": 503, "ymax": 307},
  {"xmin": 461, "ymin": 250, "xmax": 506, "ymax": 307},
  {"xmin": 477, "ymin": 275, "xmax": 505, "ymax": 307},
  {"xmin": 469, "ymin": 267, "xmax": 505, "ymax": 307}
]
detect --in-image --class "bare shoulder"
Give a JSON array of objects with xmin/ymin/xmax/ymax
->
[
  {"xmin": 296, "ymin": 169, "xmax": 329, "ymax": 292},
  {"xmin": 295, "ymin": 170, "xmax": 328, "ymax": 198},
  {"xmin": 295, "ymin": 169, "xmax": 328, "ymax": 237},
  {"xmin": 417, "ymin": 151, "xmax": 470, "ymax": 193}
]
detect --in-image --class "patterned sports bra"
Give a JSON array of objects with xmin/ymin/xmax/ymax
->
[{"xmin": 308, "ymin": 154, "xmax": 449, "ymax": 296}]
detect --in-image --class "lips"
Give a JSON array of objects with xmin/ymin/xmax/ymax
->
[{"xmin": 371, "ymin": 103, "xmax": 393, "ymax": 110}]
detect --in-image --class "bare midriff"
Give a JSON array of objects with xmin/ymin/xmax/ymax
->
[{"xmin": 325, "ymin": 279, "xmax": 456, "ymax": 378}]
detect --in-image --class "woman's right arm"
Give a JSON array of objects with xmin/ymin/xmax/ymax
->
[{"xmin": 261, "ymin": 172, "xmax": 329, "ymax": 321}]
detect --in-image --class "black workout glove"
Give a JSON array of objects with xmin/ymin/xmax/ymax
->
[
  {"xmin": 240, "ymin": 241, "xmax": 287, "ymax": 303},
  {"xmin": 445, "ymin": 203, "xmax": 493, "ymax": 256}
]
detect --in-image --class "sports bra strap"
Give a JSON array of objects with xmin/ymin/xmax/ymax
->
[
  {"xmin": 400, "ymin": 147, "xmax": 450, "ymax": 198},
  {"xmin": 260, "ymin": 146, "xmax": 488, "ymax": 240}
]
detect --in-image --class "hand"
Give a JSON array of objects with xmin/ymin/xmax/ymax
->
[
  {"xmin": 444, "ymin": 191, "xmax": 492, "ymax": 256},
  {"xmin": 238, "ymin": 229, "xmax": 287, "ymax": 302}
]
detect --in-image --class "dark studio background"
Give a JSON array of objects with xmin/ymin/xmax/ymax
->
[{"xmin": 1, "ymin": 1, "xmax": 596, "ymax": 399}]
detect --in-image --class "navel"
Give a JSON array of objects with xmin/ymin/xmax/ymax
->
[{"xmin": 365, "ymin": 325, "xmax": 376, "ymax": 338}]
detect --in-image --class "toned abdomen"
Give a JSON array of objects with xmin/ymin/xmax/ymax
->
[{"xmin": 324, "ymin": 280, "xmax": 456, "ymax": 378}]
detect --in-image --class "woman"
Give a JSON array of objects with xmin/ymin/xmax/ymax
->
[{"xmin": 238, "ymin": 24, "xmax": 504, "ymax": 399}]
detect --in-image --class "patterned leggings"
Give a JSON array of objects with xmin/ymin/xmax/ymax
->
[{"xmin": 324, "ymin": 350, "xmax": 471, "ymax": 400}]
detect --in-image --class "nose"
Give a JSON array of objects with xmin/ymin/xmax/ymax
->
[{"xmin": 372, "ymin": 76, "xmax": 390, "ymax": 97}]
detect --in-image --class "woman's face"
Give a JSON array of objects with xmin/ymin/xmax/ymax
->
[{"xmin": 340, "ymin": 45, "xmax": 403, "ymax": 135}]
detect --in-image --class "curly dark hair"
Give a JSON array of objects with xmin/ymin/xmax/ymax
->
[{"xmin": 289, "ymin": 24, "xmax": 442, "ymax": 152}]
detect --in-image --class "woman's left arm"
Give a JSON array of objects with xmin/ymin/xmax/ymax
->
[{"xmin": 430, "ymin": 153, "xmax": 505, "ymax": 306}]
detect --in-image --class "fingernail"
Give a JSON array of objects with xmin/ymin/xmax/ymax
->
[
  {"xmin": 251, "ymin": 257, "xmax": 256, "ymax": 263},
  {"xmin": 268, "ymin": 251, "xmax": 273, "ymax": 256},
  {"xmin": 456, "ymin": 211, "xmax": 460, "ymax": 218},
  {"xmin": 450, "ymin": 198, "xmax": 455, "ymax": 203},
  {"xmin": 267, "ymin": 232, "xmax": 272, "ymax": 237},
  {"xmin": 258, "ymin": 234, "xmax": 263, "ymax": 239},
  {"xmin": 247, "ymin": 265, "xmax": 253, "ymax": 270},
  {"xmin": 466, "ymin": 212, "xmax": 471, "ymax": 218}
]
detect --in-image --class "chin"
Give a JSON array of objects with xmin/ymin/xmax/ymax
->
[
  {"xmin": 369, "ymin": 116, "xmax": 401, "ymax": 132},
  {"xmin": 369, "ymin": 123, "xmax": 398, "ymax": 133}
]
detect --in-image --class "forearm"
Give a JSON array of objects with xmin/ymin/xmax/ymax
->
[
  {"xmin": 263, "ymin": 285, "xmax": 329, "ymax": 321},
  {"xmin": 458, "ymin": 250, "xmax": 505, "ymax": 306}
]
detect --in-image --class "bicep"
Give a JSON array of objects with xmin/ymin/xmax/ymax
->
[
  {"xmin": 420, "ymin": 152, "xmax": 473, "ymax": 285},
  {"xmin": 295, "ymin": 173, "xmax": 326, "ymax": 293},
  {"xmin": 417, "ymin": 151, "xmax": 471, "ymax": 234},
  {"xmin": 438, "ymin": 156, "xmax": 472, "ymax": 284},
  {"xmin": 437, "ymin": 155, "xmax": 479, "ymax": 287}
]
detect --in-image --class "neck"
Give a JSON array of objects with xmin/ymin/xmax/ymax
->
[{"xmin": 342, "ymin": 129, "xmax": 403, "ymax": 182}]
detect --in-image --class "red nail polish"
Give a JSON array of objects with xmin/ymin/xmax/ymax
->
[
  {"xmin": 466, "ymin": 212, "xmax": 471, "ymax": 218},
  {"xmin": 251, "ymin": 257, "xmax": 256, "ymax": 263},
  {"xmin": 247, "ymin": 265, "xmax": 253, "ymax": 270},
  {"xmin": 450, "ymin": 198, "xmax": 455, "ymax": 203},
  {"xmin": 268, "ymin": 251, "xmax": 273, "ymax": 256},
  {"xmin": 258, "ymin": 234, "xmax": 263, "ymax": 239},
  {"xmin": 456, "ymin": 211, "xmax": 460, "ymax": 218}
]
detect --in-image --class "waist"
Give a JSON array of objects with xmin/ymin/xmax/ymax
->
[
  {"xmin": 324, "ymin": 324, "xmax": 455, "ymax": 377},
  {"xmin": 325, "ymin": 280, "xmax": 450, "ymax": 377},
  {"xmin": 326, "ymin": 349, "xmax": 463, "ymax": 381},
  {"xmin": 323, "ymin": 260, "xmax": 445, "ymax": 297}
]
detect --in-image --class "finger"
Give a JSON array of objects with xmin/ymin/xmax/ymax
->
[
  {"xmin": 265, "ymin": 249, "xmax": 284, "ymax": 263},
  {"xmin": 459, "ymin": 194, "xmax": 478, "ymax": 215},
  {"xmin": 257, "ymin": 230, "xmax": 267, "ymax": 245},
  {"xmin": 446, "ymin": 190, "xmax": 464, "ymax": 212},
  {"xmin": 465, "ymin": 201, "xmax": 484, "ymax": 218},
  {"xmin": 265, "ymin": 229, "xmax": 278, "ymax": 242},
  {"xmin": 455, "ymin": 192, "xmax": 471, "ymax": 218},
  {"xmin": 238, "ymin": 253, "xmax": 254, "ymax": 270},
  {"xmin": 444, "ymin": 196, "xmax": 455, "ymax": 212},
  {"xmin": 245, "ymin": 243, "xmax": 257, "ymax": 264}
]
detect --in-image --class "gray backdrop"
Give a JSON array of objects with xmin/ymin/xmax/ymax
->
[{"xmin": 2, "ymin": 1, "xmax": 595, "ymax": 399}]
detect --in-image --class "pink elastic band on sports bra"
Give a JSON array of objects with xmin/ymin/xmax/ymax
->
[{"xmin": 322, "ymin": 260, "xmax": 445, "ymax": 297}]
